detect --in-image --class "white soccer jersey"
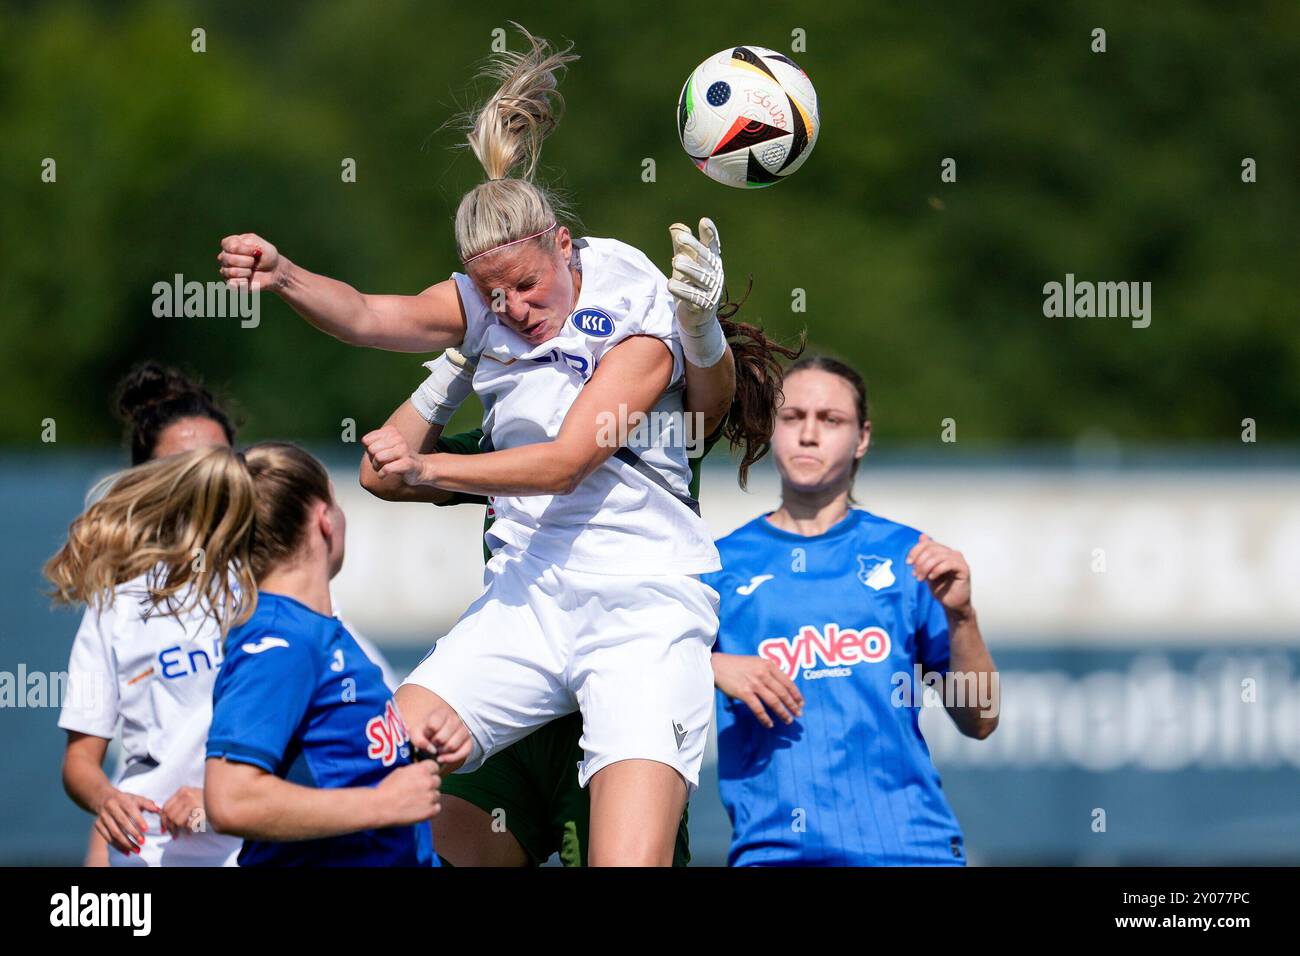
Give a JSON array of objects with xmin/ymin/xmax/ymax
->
[
  {"xmin": 455, "ymin": 235, "xmax": 721, "ymax": 576},
  {"xmin": 58, "ymin": 575, "xmax": 242, "ymax": 867},
  {"xmin": 58, "ymin": 576, "xmax": 398, "ymax": 866}
]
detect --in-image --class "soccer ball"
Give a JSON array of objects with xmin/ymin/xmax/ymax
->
[{"xmin": 676, "ymin": 45, "xmax": 819, "ymax": 188}]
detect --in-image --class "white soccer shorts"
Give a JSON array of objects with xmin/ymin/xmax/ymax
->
[{"xmin": 401, "ymin": 543, "xmax": 720, "ymax": 793}]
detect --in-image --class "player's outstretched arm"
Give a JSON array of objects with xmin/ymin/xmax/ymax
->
[
  {"xmin": 217, "ymin": 232, "xmax": 467, "ymax": 352},
  {"xmin": 362, "ymin": 335, "xmax": 672, "ymax": 497},
  {"xmin": 204, "ymin": 757, "xmax": 441, "ymax": 841}
]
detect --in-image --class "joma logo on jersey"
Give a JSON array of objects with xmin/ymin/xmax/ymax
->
[
  {"xmin": 571, "ymin": 307, "xmax": 615, "ymax": 337},
  {"xmin": 758, "ymin": 624, "xmax": 892, "ymax": 680},
  {"xmin": 365, "ymin": 700, "xmax": 411, "ymax": 767}
]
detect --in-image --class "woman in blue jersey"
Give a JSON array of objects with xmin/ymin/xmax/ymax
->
[
  {"xmin": 704, "ymin": 356, "xmax": 1000, "ymax": 866},
  {"xmin": 46, "ymin": 442, "xmax": 443, "ymax": 866}
]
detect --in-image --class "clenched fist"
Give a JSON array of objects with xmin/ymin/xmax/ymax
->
[
  {"xmin": 217, "ymin": 233, "xmax": 286, "ymax": 291},
  {"xmin": 362, "ymin": 425, "xmax": 427, "ymax": 486}
]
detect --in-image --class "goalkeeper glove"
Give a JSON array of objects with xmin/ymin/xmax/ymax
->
[{"xmin": 668, "ymin": 217, "xmax": 728, "ymax": 368}]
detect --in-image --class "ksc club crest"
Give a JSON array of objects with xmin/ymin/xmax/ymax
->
[
  {"xmin": 857, "ymin": 555, "xmax": 895, "ymax": 591},
  {"xmin": 571, "ymin": 307, "xmax": 615, "ymax": 337}
]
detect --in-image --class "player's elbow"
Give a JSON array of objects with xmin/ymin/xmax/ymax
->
[
  {"xmin": 700, "ymin": 405, "xmax": 729, "ymax": 440},
  {"xmin": 545, "ymin": 466, "xmax": 584, "ymax": 496},
  {"xmin": 203, "ymin": 791, "xmax": 244, "ymax": 836},
  {"xmin": 334, "ymin": 299, "xmax": 385, "ymax": 348},
  {"xmin": 963, "ymin": 713, "xmax": 999, "ymax": 740},
  {"xmin": 204, "ymin": 764, "xmax": 255, "ymax": 836},
  {"xmin": 540, "ymin": 446, "xmax": 597, "ymax": 495},
  {"xmin": 358, "ymin": 453, "xmax": 398, "ymax": 501}
]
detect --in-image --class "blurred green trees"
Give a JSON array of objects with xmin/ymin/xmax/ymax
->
[{"xmin": 1, "ymin": 0, "xmax": 1295, "ymax": 449}]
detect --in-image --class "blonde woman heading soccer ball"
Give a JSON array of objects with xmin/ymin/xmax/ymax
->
[{"xmin": 216, "ymin": 24, "xmax": 767, "ymax": 864}]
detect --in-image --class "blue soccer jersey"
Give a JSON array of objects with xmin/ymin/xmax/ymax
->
[
  {"xmin": 207, "ymin": 592, "xmax": 436, "ymax": 867},
  {"xmin": 702, "ymin": 509, "xmax": 964, "ymax": 866}
]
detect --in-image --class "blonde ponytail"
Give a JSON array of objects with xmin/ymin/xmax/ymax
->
[
  {"xmin": 44, "ymin": 445, "xmax": 257, "ymax": 632},
  {"xmin": 44, "ymin": 441, "xmax": 336, "ymax": 634},
  {"xmin": 453, "ymin": 22, "xmax": 579, "ymax": 265}
]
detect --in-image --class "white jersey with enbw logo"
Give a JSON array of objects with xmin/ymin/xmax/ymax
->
[{"xmin": 454, "ymin": 235, "xmax": 721, "ymax": 576}]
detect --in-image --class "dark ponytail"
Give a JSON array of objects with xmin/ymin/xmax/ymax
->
[
  {"xmin": 716, "ymin": 278, "xmax": 806, "ymax": 489},
  {"xmin": 115, "ymin": 361, "xmax": 238, "ymax": 465}
]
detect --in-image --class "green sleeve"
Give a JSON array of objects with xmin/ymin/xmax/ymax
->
[
  {"xmin": 432, "ymin": 428, "xmax": 489, "ymax": 507},
  {"xmin": 687, "ymin": 417, "xmax": 728, "ymax": 499}
]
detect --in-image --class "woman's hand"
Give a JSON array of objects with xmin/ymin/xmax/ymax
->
[
  {"xmin": 411, "ymin": 700, "xmax": 474, "ymax": 773},
  {"xmin": 906, "ymin": 534, "xmax": 973, "ymax": 616},
  {"xmin": 217, "ymin": 233, "xmax": 286, "ymax": 291},
  {"xmin": 94, "ymin": 790, "xmax": 161, "ymax": 856},
  {"xmin": 373, "ymin": 762, "xmax": 442, "ymax": 827},
  {"xmin": 668, "ymin": 217, "xmax": 725, "ymax": 324},
  {"xmin": 159, "ymin": 786, "xmax": 205, "ymax": 838},
  {"xmin": 712, "ymin": 652, "xmax": 804, "ymax": 728},
  {"xmin": 668, "ymin": 218, "xmax": 728, "ymax": 369},
  {"xmin": 362, "ymin": 425, "xmax": 430, "ymax": 487}
]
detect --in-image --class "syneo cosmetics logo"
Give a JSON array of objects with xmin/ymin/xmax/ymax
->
[
  {"xmin": 759, "ymin": 624, "xmax": 892, "ymax": 681},
  {"xmin": 365, "ymin": 699, "xmax": 411, "ymax": 767}
]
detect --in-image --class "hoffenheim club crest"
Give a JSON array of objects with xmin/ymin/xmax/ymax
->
[{"xmin": 857, "ymin": 555, "xmax": 895, "ymax": 591}]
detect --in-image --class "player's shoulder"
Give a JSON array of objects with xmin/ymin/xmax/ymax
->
[
  {"xmin": 96, "ymin": 572, "xmax": 215, "ymax": 640},
  {"xmin": 584, "ymin": 236, "xmax": 667, "ymax": 286},
  {"xmin": 850, "ymin": 509, "xmax": 925, "ymax": 554},
  {"xmin": 448, "ymin": 272, "xmax": 490, "ymax": 337},
  {"xmin": 700, "ymin": 516, "xmax": 762, "ymax": 590},
  {"xmin": 225, "ymin": 593, "xmax": 329, "ymax": 665},
  {"xmin": 713, "ymin": 513, "xmax": 781, "ymax": 561}
]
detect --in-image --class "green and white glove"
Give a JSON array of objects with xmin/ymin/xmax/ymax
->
[
  {"xmin": 411, "ymin": 348, "xmax": 477, "ymax": 425},
  {"xmin": 668, "ymin": 217, "xmax": 727, "ymax": 368}
]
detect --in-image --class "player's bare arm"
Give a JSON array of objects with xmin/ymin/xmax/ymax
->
[
  {"xmin": 217, "ymin": 232, "xmax": 468, "ymax": 352},
  {"xmin": 363, "ymin": 335, "xmax": 673, "ymax": 497},
  {"xmin": 360, "ymin": 349, "xmax": 479, "ymax": 504},
  {"xmin": 906, "ymin": 533, "xmax": 999, "ymax": 739},
  {"xmin": 204, "ymin": 757, "xmax": 441, "ymax": 841},
  {"xmin": 683, "ymin": 344, "xmax": 735, "ymax": 436},
  {"xmin": 63, "ymin": 731, "xmax": 160, "ymax": 856},
  {"xmin": 358, "ymin": 401, "xmax": 454, "ymax": 504}
]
